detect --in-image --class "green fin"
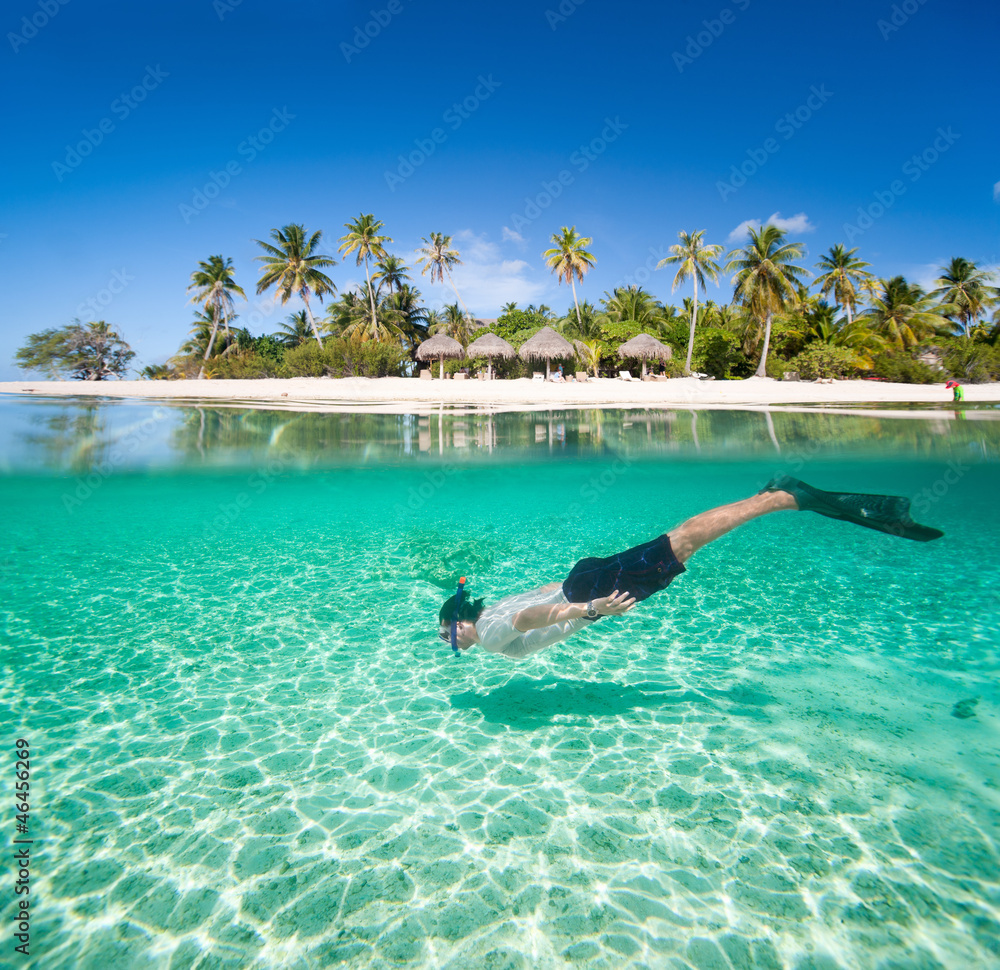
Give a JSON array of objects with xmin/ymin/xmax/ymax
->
[{"xmin": 760, "ymin": 475, "xmax": 944, "ymax": 542}]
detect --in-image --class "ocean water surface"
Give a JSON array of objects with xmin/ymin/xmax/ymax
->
[{"xmin": 1, "ymin": 396, "xmax": 998, "ymax": 969}]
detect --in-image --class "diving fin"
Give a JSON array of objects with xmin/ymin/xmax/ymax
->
[{"xmin": 759, "ymin": 475, "xmax": 944, "ymax": 542}]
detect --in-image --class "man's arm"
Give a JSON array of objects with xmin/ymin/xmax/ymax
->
[{"xmin": 512, "ymin": 591, "xmax": 635, "ymax": 632}]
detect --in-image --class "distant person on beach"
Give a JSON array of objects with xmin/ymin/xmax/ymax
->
[
  {"xmin": 438, "ymin": 475, "xmax": 943, "ymax": 659},
  {"xmin": 947, "ymin": 380, "xmax": 964, "ymax": 403}
]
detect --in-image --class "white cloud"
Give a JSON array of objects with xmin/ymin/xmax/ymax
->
[
  {"xmin": 769, "ymin": 211, "xmax": 816, "ymax": 234},
  {"xmin": 994, "ymin": 180, "xmax": 1000, "ymax": 202},
  {"xmin": 416, "ymin": 230, "xmax": 547, "ymax": 312},
  {"xmin": 502, "ymin": 226, "xmax": 525, "ymax": 244},
  {"xmin": 727, "ymin": 219, "xmax": 759, "ymax": 243},
  {"xmin": 727, "ymin": 211, "xmax": 816, "ymax": 243}
]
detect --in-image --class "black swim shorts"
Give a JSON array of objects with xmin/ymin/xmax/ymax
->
[{"xmin": 562, "ymin": 534, "xmax": 686, "ymax": 608}]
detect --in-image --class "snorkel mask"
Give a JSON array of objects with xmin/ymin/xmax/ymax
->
[{"xmin": 450, "ymin": 576, "xmax": 467, "ymax": 656}]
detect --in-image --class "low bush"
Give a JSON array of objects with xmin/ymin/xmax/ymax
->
[
  {"xmin": 942, "ymin": 340, "xmax": 1000, "ymax": 383},
  {"xmin": 282, "ymin": 339, "xmax": 409, "ymax": 377},
  {"xmin": 787, "ymin": 344, "xmax": 863, "ymax": 380},
  {"xmin": 870, "ymin": 352, "xmax": 939, "ymax": 384},
  {"xmin": 691, "ymin": 328, "xmax": 744, "ymax": 379}
]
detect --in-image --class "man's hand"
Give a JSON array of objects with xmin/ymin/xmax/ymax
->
[{"xmin": 593, "ymin": 590, "xmax": 635, "ymax": 616}]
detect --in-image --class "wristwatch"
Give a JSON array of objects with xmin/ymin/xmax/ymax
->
[{"xmin": 585, "ymin": 601, "xmax": 600, "ymax": 619}]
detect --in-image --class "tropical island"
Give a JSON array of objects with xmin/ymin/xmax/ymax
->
[{"xmin": 9, "ymin": 215, "xmax": 1000, "ymax": 399}]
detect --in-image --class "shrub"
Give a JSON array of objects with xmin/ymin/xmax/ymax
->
[
  {"xmin": 213, "ymin": 351, "xmax": 284, "ymax": 379},
  {"xmin": 691, "ymin": 328, "xmax": 743, "ymax": 379},
  {"xmin": 337, "ymin": 340, "xmax": 409, "ymax": 377},
  {"xmin": 283, "ymin": 341, "xmax": 330, "ymax": 376},
  {"xmin": 941, "ymin": 339, "xmax": 1000, "ymax": 383},
  {"xmin": 787, "ymin": 344, "xmax": 863, "ymax": 380},
  {"xmin": 869, "ymin": 352, "xmax": 939, "ymax": 384},
  {"xmin": 281, "ymin": 339, "xmax": 408, "ymax": 378}
]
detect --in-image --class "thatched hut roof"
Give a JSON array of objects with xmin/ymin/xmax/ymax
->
[
  {"xmin": 415, "ymin": 333, "xmax": 464, "ymax": 360},
  {"xmin": 466, "ymin": 332, "xmax": 515, "ymax": 359},
  {"xmin": 618, "ymin": 333, "xmax": 673, "ymax": 360},
  {"xmin": 518, "ymin": 326, "xmax": 574, "ymax": 361}
]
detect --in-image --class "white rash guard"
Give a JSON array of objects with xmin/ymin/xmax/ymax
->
[{"xmin": 474, "ymin": 584, "xmax": 590, "ymax": 659}]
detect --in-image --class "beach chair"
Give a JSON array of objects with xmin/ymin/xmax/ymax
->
[
  {"xmin": 454, "ymin": 372, "xmax": 467, "ymax": 380},
  {"xmin": 618, "ymin": 370, "xmax": 637, "ymax": 381},
  {"xmin": 419, "ymin": 369, "xmax": 432, "ymax": 380},
  {"xmin": 532, "ymin": 372, "xmax": 545, "ymax": 381},
  {"xmin": 575, "ymin": 371, "xmax": 589, "ymax": 383}
]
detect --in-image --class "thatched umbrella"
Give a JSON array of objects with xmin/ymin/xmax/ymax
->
[
  {"xmin": 416, "ymin": 333, "xmax": 464, "ymax": 379},
  {"xmin": 466, "ymin": 332, "xmax": 515, "ymax": 380},
  {"xmin": 518, "ymin": 326, "xmax": 574, "ymax": 380},
  {"xmin": 618, "ymin": 333, "xmax": 672, "ymax": 378}
]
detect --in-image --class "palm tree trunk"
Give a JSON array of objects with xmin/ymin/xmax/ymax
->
[
  {"xmin": 685, "ymin": 278, "xmax": 699, "ymax": 374},
  {"xmin": 198, "ymin": 320, "xmax": 221, "ymax": 380},
  {"xmin": 445, "ymin": 267, "xmax": 474, "ymax": 325},
  {"xmin": 571, "ymin": 276, "xmax": 582, "ymax": 332},
  {"xmin": 365, "ymin": 256, "xmax": 379, "ymax": 335},
  {"xmin": 845, "ymin": 299, "xmax": 853, "ymax": 327},
  {"xmin": 302, "ymin": 293, "xmax": 324, "ymax": 348},
  {"xmin": 755, "ymin": 313, "xmax": 773, "ymax": 378}
]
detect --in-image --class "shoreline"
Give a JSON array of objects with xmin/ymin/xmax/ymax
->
[{"xmin": 2, "ymin": 376, "xmax": 997, "ymax": 413}]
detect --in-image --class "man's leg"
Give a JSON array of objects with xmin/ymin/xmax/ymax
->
[{"xmin": 667, "ymin": 490, "xmax": 797, "ymax": 564}]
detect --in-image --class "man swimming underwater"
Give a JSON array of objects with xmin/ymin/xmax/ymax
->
[{"xmin": 437, "ymin": 475, "xmax": 944, "ymax": 659}]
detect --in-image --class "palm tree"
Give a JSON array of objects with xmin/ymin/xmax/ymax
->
[
  {"xmin": 725, "ymin": 224, "xmax": 809, "ymax": 377},
  {"xmin": 814, "ymin": 244, "xmax": 873, "ymax": 326},
  {"xmin": 930, "ymin": 257, "xmax": 1000, "ymax": 337},
  {"xmin": 373, "ymin": 254, "xmax": 411, "ymax": 299},
  {"xmin": 254, "ymin": 224, "xmax": 336, "ymax": 349},
  {"xmin": 339, "ymin": 214, "xmax": 393, "ymax": 337},
  {"xmin": 416, "ymin": 232, "xmax": 473, "ymax": 322},
  {"xmin": 501, "ymin": 301, "xmax": 519, "ymax": 314},
  {"xmin": 575, "ymin": 338, "xmax": 604, "ymax": 378},
  {"xmin": 339, "ymin": 281, "xmax": 405, "ymax": 343},
  {"xmin": 858, "ymin": 276, "xmax": 952, "ymax": 349},
  {"xmin": 429, "ymin": 302, "xmax": 475, "ymax": 346},
  {"xmin": 543, "ymin": 227, "xmax": 596, "ymax": 332},
  {"xmin": 601, "ymin": 286, "xmax": 664, "ymax": 329},
  {"xmin": 272, "ymin": 310, "xmax": 313, "ymax": 348},
  {"xmin": 657, "ymin": 230, "xmax": 723, "ymax": 374},
  {"xmin": 187, "ymin": 255, "xmax": 247, "ymax": 379}
]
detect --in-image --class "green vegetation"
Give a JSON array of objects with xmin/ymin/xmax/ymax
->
[
  {"xmin": 15, "ymin": 320, "xmax": 134, "ymax": 380},
  {"xmin": 14, "ymin": 215, "xmax": 999, "ymax": 383}
]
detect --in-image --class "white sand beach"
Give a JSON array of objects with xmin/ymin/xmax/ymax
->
[{"xmin": 1, "ymin": 376, "xmax": 997, "ymax": 412}]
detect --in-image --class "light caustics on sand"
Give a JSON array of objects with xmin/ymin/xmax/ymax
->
[{"xmin": 1, "ymin": 400, "xmax": 998, "ymax": 969}]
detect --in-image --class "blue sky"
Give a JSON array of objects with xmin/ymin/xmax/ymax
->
[{"xmin": 2, "ymin": 0, "xmax": 997, "ymax": 378}]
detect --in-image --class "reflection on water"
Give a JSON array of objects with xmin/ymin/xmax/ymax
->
[{"xmin": 1, "ymin": 396, "xmax": 998, "ymax": 473}]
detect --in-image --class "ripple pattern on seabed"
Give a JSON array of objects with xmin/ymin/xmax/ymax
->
[{"xmin": 1, "ymin": 463, "xmax": 999, "ymax": 970}]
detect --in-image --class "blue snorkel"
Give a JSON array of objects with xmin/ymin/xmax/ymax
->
[{"xmin": 450, "ymin": 576, "xmax": 467, "ymax": 656}]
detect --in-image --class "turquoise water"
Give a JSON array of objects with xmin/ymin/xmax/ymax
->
[{"xmin": 2, "ymin": 398, "xmax": 999, "ymax": 969}]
